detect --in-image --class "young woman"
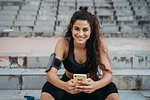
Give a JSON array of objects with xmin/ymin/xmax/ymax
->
[{"xmin": 40, "ymin": 6, "xmax": 120, "ymax": 100}]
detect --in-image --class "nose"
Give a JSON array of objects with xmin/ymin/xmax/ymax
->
[{"xmin": 79, "ymin": 30, "xmax": 84, "ymax": 36}]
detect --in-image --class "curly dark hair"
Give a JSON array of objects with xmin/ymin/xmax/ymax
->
[{"xmin": 64, "ymin": 6, "xmax": 110, "ymax": 80}]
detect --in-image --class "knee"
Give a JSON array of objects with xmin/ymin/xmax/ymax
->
[
  {"xmin": 40, "ymin": 92, "xmax": 55, "ymax": 100},
  {"xmin": 106, "ymin": 93, "xmax": 120, "ymax": 100}
]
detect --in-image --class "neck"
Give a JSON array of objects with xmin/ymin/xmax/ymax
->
[{"xmin": 73, "ymin": 40, "xmax": 86, "ymax": 49}]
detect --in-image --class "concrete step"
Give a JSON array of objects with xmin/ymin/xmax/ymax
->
[
  {"xmin": 0, "ymin": 68, "xmax": 150, "ymax": 90},
  {"xmin": 0, "ymin": 90, "xmax": 149, "ymax": 100},
  {"xmin": 0, "ymin": 37, "xmax": 150, "ymax": 91},
  {"xmin": 0, "ymin": 37, "xmax": 150, "ymax": 69}
]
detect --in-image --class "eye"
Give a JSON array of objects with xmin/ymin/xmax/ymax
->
[
  {"xmin": 83, "ymin": 27, "xmax": 88, "ymax": 32},
  {"xmin": 74, "ymin": 26, "xmax": 79, "ymax": 31}
]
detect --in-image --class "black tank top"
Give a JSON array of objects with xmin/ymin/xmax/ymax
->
[{"xmin": 63, "ymin": 38, "xmax": 89, "ymax": 74}]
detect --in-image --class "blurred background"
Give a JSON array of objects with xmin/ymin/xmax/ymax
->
[
  {"xmin": 0, "ymin": 0, "xmax": 149, "ymax": 38},
  {"xmin": 0, "ymin": 0, "xmax": 150, "ymax": 100}
]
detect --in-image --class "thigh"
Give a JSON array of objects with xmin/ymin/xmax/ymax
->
[
  {"xmin": 40, "ymin": 92, "xmax": 54, "ymax": 100},
  {"xmin": 81, "ymin": 92, "xmax": 104, "ymax": 100},
  {"xmin": 94, "ymin": 82, "xmax": 118, "ymax": 99},
  {"xmin": 41, "ymin": 74, "xmax": 74, "ymax": 100},
  {"xmin": 106, "ymin": 93, "xmax": 120, "ymax": 100},
  {"xmin": 42, "ymin": 81, "xmax": 67, "ymax": 100}
]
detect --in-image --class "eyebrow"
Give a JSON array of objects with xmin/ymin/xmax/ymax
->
[{"xmin": 74, "ymin": 25, "xmax": 89, "ymax": 29}]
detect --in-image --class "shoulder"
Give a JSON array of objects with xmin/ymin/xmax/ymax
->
[
  {"xmin": 56, "ymin": 37, "xmax": 70, "ymax": 48},
  {"xmin": 55, "ymin": 37, "xmax": 71, "ymax": 60}
]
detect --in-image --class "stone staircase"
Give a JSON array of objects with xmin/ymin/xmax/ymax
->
[
  {"xmin": 0, "ymin": 37, "xmax": 150, "ymax": 100},
  {"xmin": 0, "ymin": 0, "xmax": 150, "ymax": 38},
  {"xmin": 0, "ymin": 0, "xmax": 150, "ymax": 100}
]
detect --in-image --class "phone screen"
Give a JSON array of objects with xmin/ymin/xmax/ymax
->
[{"xmin": 73, "ymin": 74, "xmax": 87, "ymax": 83}]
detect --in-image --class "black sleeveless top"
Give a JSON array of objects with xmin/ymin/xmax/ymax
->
[{"xmin": 63, "ymin": 38, "xmax": 90, "ymax": 74}]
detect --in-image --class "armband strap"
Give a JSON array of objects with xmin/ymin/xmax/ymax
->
[{"xmin": 45, "ymin": 53, "xmax": 62, "ymax": 72}]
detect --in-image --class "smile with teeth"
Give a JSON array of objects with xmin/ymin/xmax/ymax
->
[{"xmin": 76, "ymin": 36, "xmax": 86, "ymax": 41}]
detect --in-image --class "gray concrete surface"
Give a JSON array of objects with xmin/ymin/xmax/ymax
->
[
  {"xmin": 0, "ymin": 37, "xmax": 150, "ymax": 69},
  {"xmin": 0, "ymin": 68, "xmax": 150, "ymax": 90},
  {"xmin": 0, "ymin": 0, "xmax": 150, "ymax": 38},
  {"xmin": 0, "ymin": 90, "xmax": 149, "ymax": 100},
  {"xmin": 0, "ymin": 37, "xmax": 150, "ymax": 99}
]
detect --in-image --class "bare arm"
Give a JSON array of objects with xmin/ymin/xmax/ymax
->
[
  {"xmin": 46, "ymin": 38, "xmax": 66, "ymax": 90},
  {"xmin": 46, "ymin": 38, "xmax": 79, "ymax": 94},
  {"xmin": 75, "ymin": 37, "xmax": 113, "ymax": 93},
  {"xmin": 94, "ymin": 37, "xmax": 113, "ymax": 89}
]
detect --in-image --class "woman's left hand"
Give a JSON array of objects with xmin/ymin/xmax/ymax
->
[{"xmin": 75, "ymin": 78, "xmax": 97, "ymax": 94}]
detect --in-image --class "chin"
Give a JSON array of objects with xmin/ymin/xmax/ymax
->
[
  {"xmin": 77, "ymin": 41, "xmax": 85, "ymax": 44},
  {"xmin": 75, "ymin": 39, "xmax": 87, "ymax": 44}
]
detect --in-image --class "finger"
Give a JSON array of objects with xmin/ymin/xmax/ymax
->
[
  {"xmin": 69, "ymin": 87, "xmax": 76, "ymax": 90},
  {"xmin": 68, "ymin": 86, "xmax": 78, "ymax": 92},
  {"xmin": 70, "ymin": 83, "xmax": 76, "ymax": 87},
  {"xmin": 70, "ymin": 79, "xmax": 74, "ymax": 82},
  {"xmin": 86, "ymin": 78, "xmax": 92, "ymax": 82},
  {"xmin": 78, "ymin": 81, "xmax": 91, "ymax": 86},
  {"xmin": 69, "ymin": 79, "xmax": 75, "ymax": 84},
  {"xmin": 78, "ymin": 81, "xmax": 87, "ymax": 84},
  {"xmin": 69, "ymin": 88, "xmax": 80, "ymax": 94},
  {"xmin": 75, "ymin": 89, "xmax": 92, "ymax": 94},
  {"xmin": 76, "ymin": 85, "xmax": 92, "ymax": 89},
  {"xmin": 72, "ymin": 90, "xmax": 80, "ymax": 94},
  {"xmin": 68, "ymin": 82, "xmax": 76, "ymax": 87},
  {"xmin": 74, "ymin": 89, "xmax": 80, "ymax": 92}
]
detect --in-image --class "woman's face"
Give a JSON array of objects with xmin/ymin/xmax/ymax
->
[{"xmin": 72, "ymin": 20, "xmax": 91, "ymax": 45}]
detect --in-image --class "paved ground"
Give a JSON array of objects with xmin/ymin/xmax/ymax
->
[
  {"xmin": 0, "ymin": 37, "xmax": 150, "ymax": 56},
  {"xmin": 0, "ymin": 90, "xmax": 150, "ymax": 100}
]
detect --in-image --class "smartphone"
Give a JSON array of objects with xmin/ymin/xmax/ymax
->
[{"xmin": 73, "ymin": 74, "xmax": 87, "ymax": 83}]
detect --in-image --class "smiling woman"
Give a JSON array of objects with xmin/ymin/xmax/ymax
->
[{"xmin": 40, "ymin": 6, "xmax": 120, "ymax": 100}]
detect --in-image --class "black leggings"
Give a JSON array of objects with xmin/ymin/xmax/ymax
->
[{"xmin": 42, "ymin": 74, "xmax": 118, "ymax": 100}]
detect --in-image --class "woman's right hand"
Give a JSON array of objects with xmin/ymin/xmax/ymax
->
[{"xmin": 64, "ymin": 79, "xmax": 80, "ymax": 94}]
